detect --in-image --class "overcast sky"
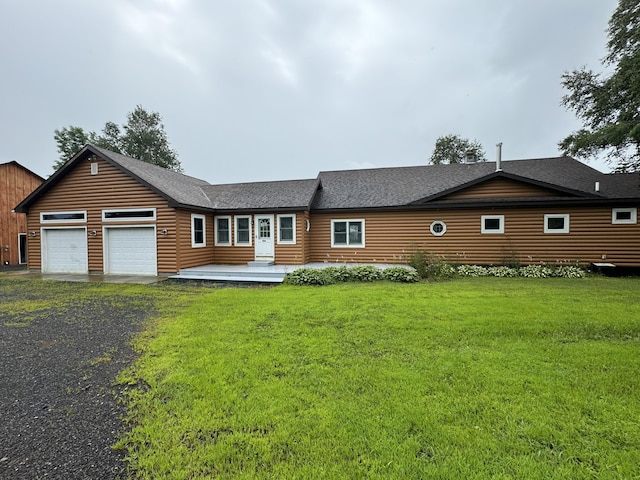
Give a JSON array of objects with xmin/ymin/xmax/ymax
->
[{"xmin": 1, "ymin": 0, "xmax": 618, "ymax": 183}]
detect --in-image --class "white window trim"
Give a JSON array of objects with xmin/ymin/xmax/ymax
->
[
  {"xmin": 612, "ymin": 207, "xmax": 637, "ymax": 224},
  {"xmin": 234, "ymin": 215, "xmax": 252, "ymax": 246},
  {"xmin": 102, "ymin": 208, "xmax": 156, "ymax": 222},
  {"xmin": 331, "ymin": 219, "xmax": 365, "ymax": 248},
  {"xmin": 214, "ymin": 215, "xmax": 232, "ymax": 246},
  {"xmin": 40, "ymin": 210, "xmax": 87, "ymax": 224},
  {"xmin": 277, "ymin": 214, "xmax": 297, "ymax": 244},
  {"xmin": 430, "ymin": 221, "xmax": 447, "ymax": 237},
  {"xmin": 191, "ymin": 214, "xmax": 206, "ymax": 248},
  {"xmin": 481, "ymin": 215, "xmax": 505, "ymax": 234},
  {"xmin": 544, "ymin": 214, "xmax": 570, "ymax": 234}
]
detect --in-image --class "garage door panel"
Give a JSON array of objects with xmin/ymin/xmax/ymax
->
[
  {"xmin": 43, "ymin": 229, "xmax": 88, "ymax": 273},
  {"xmin": 106, "ymin": 228, "xmax": 156, "ymax": 275}
]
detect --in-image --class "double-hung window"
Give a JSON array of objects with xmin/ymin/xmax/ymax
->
[
  {"xmin": 544, "ymin": 214, "xmax": 570, "ymax": 234},
  {"xmin": 481, "ymin": 215, "xmax": 504, "ymax": 234},
  {"xmin": 331, "ymin": 219, "xmax": 365, "ymax": 247},
  {"xmin": 191, "ymin": 214, "xmax": 206, "ymax": 247},
  {"xmin": 277, "ymin": 214, "xmax": 296, "ymax": 244},
  {"xmin": 235, "ymin": 216, "xmax": 252, "ymax": 246},
  {"xmin": 215, "ymin": 216, "xmax": 231, "ymax": 246}
]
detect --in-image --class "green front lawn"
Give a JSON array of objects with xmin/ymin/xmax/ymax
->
[{"xmin": 118, "ymin": 277, "xmax": 640, "ymax": 479}]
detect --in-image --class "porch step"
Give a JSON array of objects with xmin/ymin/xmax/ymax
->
[
  {"xmin": 169, "ymin": 264, "xmax": 288, "ymax": 283},
  {"xmin": 170, "ymin": 273, "xmax": 284, "ymax": 283},
  {"xmin": 247, "ymin": 260, "xmax": 275, "ymax": 267}
]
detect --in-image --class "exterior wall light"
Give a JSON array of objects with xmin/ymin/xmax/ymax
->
[
  {"xmin": 89, "ymin": 230, "xmax": 97, "ymax": 236},
  {"xmin": 161, "ymin": 229, "xmax": 168, "ymax": 235},
  {"xmin": 28, "ymin": 231, "xmax": 37, "ymax": 237}
]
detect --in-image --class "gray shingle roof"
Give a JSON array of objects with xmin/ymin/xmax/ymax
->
[
  {"xmin": 203, "ymin": 179, "xmax": 320, "ymax": 211},
  {"xmin": 15, "ymin": 146, "xmax": 640, "ymax": 215},
  {"xmin": 312, "ymin": 157, "xmax": 640, "ymax": 209},
  {"xmin": 91, "ymin": 146, "xmax": 214, "ymax": 209}
]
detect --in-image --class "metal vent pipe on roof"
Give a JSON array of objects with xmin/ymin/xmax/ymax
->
[{"xmin": 496, "ymin": 142, "xmax": 503, "ymax": 171}]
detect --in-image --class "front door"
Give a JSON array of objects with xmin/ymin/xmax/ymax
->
[{"xmin": 254, "ymin": 214, "xmax": 274, "ymax": 260}]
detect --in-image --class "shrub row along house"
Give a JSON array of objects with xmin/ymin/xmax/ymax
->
[{"xmin": 14, "ymin": 144, "xmax": 640, "ymax": 276}]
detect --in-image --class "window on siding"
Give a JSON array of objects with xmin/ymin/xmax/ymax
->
[
  {"xmin": 235, "ymin": 216, "xmax": 252, "ymax": 245},
  {"xmin": 544, "ymin": 214, "xmax": 569, "ymax": 234},
  {"xmin": 430, "ymin": 221, "xmax": 447, "ymax": 236},
  {"xmin": 481, "ymin": 215, "xmax": 504, "ymax": 234},
  {"xmin": 215, "ymin": 216, "xmax": 231, "ymax": 246},
  {"xmin": 40, "ymin": 211, "xmax": 86, "ymax": 223},
  {"xmin": 331, "ymin": 219, "xmax": 364, "ymax": 247},
  {"xmin": 277, "ymin": 214, "xmax": 296, "ymax": 244},
  {"xmin": 103, "ymin": 209, "xmax": 156, "ymax": 221},
  {"xmin": 612, "ymin": 208, "xmax": 637, "ymax": 224},
  {"xmin": 191, "ymin": 214, "xmax": 206, "ymax": 247}
]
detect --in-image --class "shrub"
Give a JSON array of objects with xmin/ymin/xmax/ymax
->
[
  {"xmin": 283, "ymin": 268, "xmax": 335, "ymax": 286},
  {"xmin": 554, "ymin": 265, "xmax": 587, "ymax": 278},
  {"xmin": 487, "ymin": 266, "xmax": 519, "ymax": 278},
  {"xmin": 457, "ymin": 265, "xmax": 490, "ymax": 277},
  {"xmin": 407, "ymin": 249, "xmax": 454, "ymax": 280},
  {"xmin": 349, "ymin": 266, "xmax": 383, "ymax": 282},
  {"xmin": 382, "ymin": 267, "xmax": 420, "ymax": 283},
  {"xmin": 322, "ymin": 266, "xmax": 352, "ymax": 283}
]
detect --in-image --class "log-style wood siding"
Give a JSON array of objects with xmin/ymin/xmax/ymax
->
[
  {"xmin": 25, "ymin": 158, "xmax": 181, "ymax": 273},
  {"xmin": 212, "ymin": 212, "xmax": 308, "ymax": 265},
  {"xmin": 308, "ymin": 206, "xmax": 640, "ymax": 266},
  {"xmin": 175, "ymin": 209, "xmax": 215, "ymax": 269},
  {"xmin": 0, "ymin": 162, "xmax": 42, "ymax": 265},
  {"xmin": 443, "ymin": 177, "xmax": 561, "ymax": 200}
]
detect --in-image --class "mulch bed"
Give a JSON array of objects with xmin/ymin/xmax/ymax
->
[{"xmin": 0, "ymin": 279, "xmax": 158, "ymax": 479}]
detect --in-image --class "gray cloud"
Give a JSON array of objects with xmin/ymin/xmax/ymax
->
[{"xmin": 1, "ymin": 0, "xmax": 618, "ymax": 182}]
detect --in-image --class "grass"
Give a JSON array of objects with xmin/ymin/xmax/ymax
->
[{"xmin": 116, "ymin": 277, "xmax": 640, "ymax": 479}]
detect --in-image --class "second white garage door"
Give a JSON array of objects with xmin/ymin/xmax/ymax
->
[{"xmin": 105, "ymin": 227, "xmax": 157, "ymax": 275}]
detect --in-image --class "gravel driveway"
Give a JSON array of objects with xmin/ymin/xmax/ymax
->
[{"xmin": 0, "ymin": 278, "xmax": 159, "ymax": 479}]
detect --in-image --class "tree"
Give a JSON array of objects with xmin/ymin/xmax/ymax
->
[
  {"xmin": 53, "ymin": 105, "xmax": 182, "ymax": 172},
  {"xmin": 429, "ymin": 134, "xmax": 487, "ymax": 164},
  {"xmin": 559, "ymin": 0, "xmax": 640, "ymax": 172}
]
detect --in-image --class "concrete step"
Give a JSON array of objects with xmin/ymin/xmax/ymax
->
[
  {"xmin": 247, "ymin": 260, "xmax": 275, "ymax": 267},
  {"xmin": 169, "ymin": 273, "xmax": 285, "ymax": 283}
]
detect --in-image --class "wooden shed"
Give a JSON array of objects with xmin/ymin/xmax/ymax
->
[{"xmin": 0, "ymin": 161, "xmax": 43, "ymax": 266}]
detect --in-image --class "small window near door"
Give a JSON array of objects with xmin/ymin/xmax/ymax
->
[
  {"xmin": 481, "ymin": 215, "xmax": 504, "ymax": 234},
  {"xmin": 235, "ymin": 216, "xmax": 252, "ymax": 246},
  {"xmin": 544, "ymin": 214, "xmax": 569, "ymax": 234},
  {"xmin": 215, "ymin": 216, "xmax": 231, "ymax": 246},
  {"xmin": 277, "ymin": 214, "xmax": 296, "ymax": 244},
  {"xmin": 612, "ymin": 208, "xmax": 637, "ymax": 224},
  {"xmin": 191, "ymin": 214, "xmax": 206, "ymax": 247}
]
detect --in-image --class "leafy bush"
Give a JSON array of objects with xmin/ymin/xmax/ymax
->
[
  {"xmin": 457, "ymin": 265, "xmax": 490, "ymax": 277},
  {"xmin": 487, "ymin": 266, "xmax": 519, "ymax": 278},
  {"xmin": 554, "ymin": 265, "xmax": 587, "ymax": 278},
  {"xmin": 322, "ymin": 266, "xmax": 352, "ymax": 282},
  {"xmin": 457, "ymin": 264, "xmax": 586, "ymax": 278},
  {"xmin": 519, "ymin": 265, "xmax": 556, "ymax": 278},
  {"xmin": 407, "ymin": 249, "xmax": 454, "ymax": 280},
  {"xmin": 349, "ymin": 266, "xmax": 383, "ymax": 282},
  {"xmin": 382, "ymin": 267, "xmax": 420, "ymax": 283},
  {"xmin": 283, "ymin": 268, "xmax": 335, "ymax": 286}
]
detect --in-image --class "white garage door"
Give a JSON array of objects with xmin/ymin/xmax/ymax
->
[
  {"xmin": 42, "ymin": 228, "xmax": 88, "ymax": 274},
  {"xmin": 105, "ymin": 227, "xmax": 157, "ymax": 275}
]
